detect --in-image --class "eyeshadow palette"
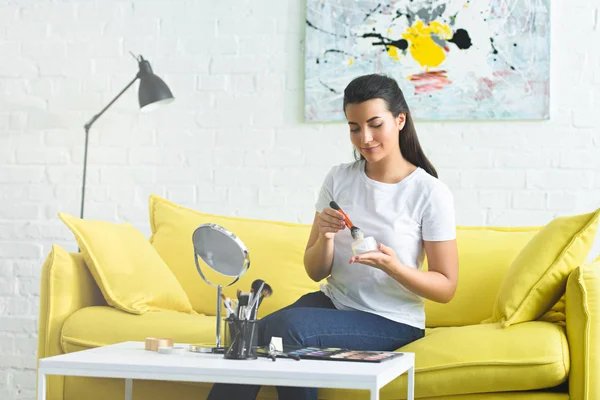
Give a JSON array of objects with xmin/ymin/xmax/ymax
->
[{"xmin": 257, "ymin": 346, "xmax": 404, "ymax": 363}]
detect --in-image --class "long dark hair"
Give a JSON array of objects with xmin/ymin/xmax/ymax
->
[{"xmin": 343, "ymin": 73, "xmax": 438, "ymax": 178}]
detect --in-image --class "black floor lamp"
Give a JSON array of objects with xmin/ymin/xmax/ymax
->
[{"xmin": 79, "ymin": 54, "xmax": 174, "ymax": 219}]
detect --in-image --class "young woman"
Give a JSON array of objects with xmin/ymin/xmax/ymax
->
[{"xmin": 207, "ymin": 73, "xmax": 459, "ymax": 400}]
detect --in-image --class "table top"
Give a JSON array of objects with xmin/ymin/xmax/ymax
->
[{"xmin": 39, "ymin": 342, "xmax": 414, "ymax": 390}]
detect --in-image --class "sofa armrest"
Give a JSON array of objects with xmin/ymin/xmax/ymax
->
[
  {"xmin": 566, "ymin": 261, "xmax": 600, "ymax": 400},
  {"xmin": 37, "ymin": 244, "xmax": 105, "ymax": 400}
]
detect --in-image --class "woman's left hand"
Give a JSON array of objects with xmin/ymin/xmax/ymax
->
[{"xmin": 349, "ymin": 243, "xmax": 400, "ymax": 273}]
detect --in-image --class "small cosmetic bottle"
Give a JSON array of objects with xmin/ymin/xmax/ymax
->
[{"xmin": 351, "ymin": 236, "xmax": 378, "ymax": 255}]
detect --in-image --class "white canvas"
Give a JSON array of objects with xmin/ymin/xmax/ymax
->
[{"xmin": 304, "ymin": 0, "xmax": 550, "ymax": 122}]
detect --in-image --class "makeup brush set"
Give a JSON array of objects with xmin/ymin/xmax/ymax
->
[
  {"xmin": 221, "ymin": 279, "xmax": 273, "ymax": 360},
  {"xmin": 222, "ymin": 279, "xmax": 273, "ymax": 321},
  {"xmin": 189, "ymin": 278, "xmax": 273, "ymax": 359}
]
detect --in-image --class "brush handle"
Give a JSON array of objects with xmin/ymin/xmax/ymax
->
[
  {"xmin": 329, "ymin": 200, "xmax": 342, "ymax": 210},
  {"xmin": 246, "ymin": 282, "xmax": 264, "ymax": 319},
  {"xmin": 329, "ymin": 201, "xmax": 354, "ymax": 229}
]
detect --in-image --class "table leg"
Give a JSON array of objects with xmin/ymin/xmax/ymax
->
[
  {"xmin": 370, "ymin": 387, "xmax": 379, "ymax": 400},
  {"xmin": 125, "ymin": 378, "xmax": 132, "ymax": 400},
  {"xmin": 37, "ymin": 371, "xmax": 46, "ymax": 400},
  {"xmin": 407, "ymin": 365, "xmax": 415, "ymax": 400}
]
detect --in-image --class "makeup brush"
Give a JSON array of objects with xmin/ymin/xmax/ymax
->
[
  {"xmin": 329, "ymin": 201, "xmax": 364, "ymax": 240},
  {"xmin": 250, "ymin": 279, "xmax": 265, "ymax": 296},
  {"xmin": 247, "ymin": 279, "xmax": 273, "ymax": 319},
  {"xmin": 220, "ymin": 293, "xmax": 234, "ymax": 317},
  {"xmin": 251, "ymin": 279, "xmax": 273, "ymax": 299},
  {"xmin": 237, "ymin": 291, "xmax": 250, "ymax": 320}
]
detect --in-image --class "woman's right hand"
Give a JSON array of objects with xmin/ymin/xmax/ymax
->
[{"xmin": 317, "ymin": 207, "xmax": 346, "ymax": 239}]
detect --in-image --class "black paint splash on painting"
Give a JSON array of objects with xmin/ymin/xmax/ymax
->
[
  {"xmin": 392, "ymin": 9, "xmax": 412, "ymax": 25},
  {"xmin": 324, "ymin": 49, "xmax": 353, "ymax": 57},
  {"xmin": 448, "ymin": 29, "xmax": 472, "ymax": 49},
  {"xmin": 489, "ymin": 37, "xmax": 517, "ymax": 70},
  {"xmin": 490, "ymin": 37, "xmax": 499, "ymax": 54},
  {"xmin": 320, "ymin": 79, "xmax": 339, "ymax": 94},
  {"xmin": 364, "ymin": 3, "xmax": 381, "ymax": 22},
  {"xmin": 316, "ymin": 49, "xmax": 373, "ymax": 65},
  {"xmin": 361, "ymin": 32, "xmax": 408, "ymax": 52},
  {"xmin": 306, "ymin": 19, "xmax": 348, "ymax": 38}
]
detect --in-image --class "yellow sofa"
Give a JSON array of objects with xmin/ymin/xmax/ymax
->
[{"xmin": 36, "ymin": 195, "xmax": 600, "ymax": 400}]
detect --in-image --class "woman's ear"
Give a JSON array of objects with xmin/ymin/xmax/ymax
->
[{"xmin": 397, "ymin": 113, "xmax": 406, "ymax": 131}]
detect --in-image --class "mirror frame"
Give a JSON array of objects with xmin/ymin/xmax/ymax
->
[{"xmin": 192, "ymin": 223, "xmax": 251, "ymax": 288}]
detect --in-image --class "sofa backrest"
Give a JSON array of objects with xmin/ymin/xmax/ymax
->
[
  {"xmin": 149, "ymin": 195, "xmax": 321, "ymax": 318},
  {"xmin": 149, "ymin": 195, "xmax": 541, "ymax": 327},
  {"xmin": 424, "ymin": 226, "xmax": 540, "ymax": 327}
]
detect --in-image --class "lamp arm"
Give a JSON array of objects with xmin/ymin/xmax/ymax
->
[
  {"xmin": 79, "ymin": 73, "xmax": 140, "ymax": 219},
  {"xmin": 83, "ymin": 73, "xmax": 140, "ymax": 132}
]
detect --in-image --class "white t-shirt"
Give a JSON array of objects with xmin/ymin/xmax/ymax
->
[{"xmin": 314, "ymin": 160, "xmax": 456, "ymax": 329}]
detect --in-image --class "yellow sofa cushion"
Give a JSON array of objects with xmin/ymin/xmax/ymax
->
[
  {"xmin": 60, "ymin": 309, "xmax": 568, "ymax": 399},
  {"xmin": 60, "ymin": 306, "xmax": 219, "ymax": 400},
  {"xmin": 60, "ymin": 306, "xmax": 215, "ymax": 353},
  {"xmin": 59, "ymin": 213, "xmax": 196, "ymax": 315},
  {"xmin": 318, "ymin": 390, "xmax": 568, "ymax": 400},
  {"xmin": 148, "ymin": 195, "xmax": 321, "ymax": 317},
  {"xmin": 485, "ymin": 209, "xmax": 600, "ymax": 327},
  {"xmin": 424, "ymin": 226, "xmax": 541, "ymax": 327},
  {"xmin": 384, "ymin": 321, "xmax": 568, "ymax": 398}
]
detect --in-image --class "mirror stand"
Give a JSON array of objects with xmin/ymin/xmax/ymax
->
[
  {"xmin": 215, "ymin": 284, "xmax": 222, "ymax": 348},
  {"xmin": 192, "ymin": 223, "xmax": 250, "ymax": 352}
]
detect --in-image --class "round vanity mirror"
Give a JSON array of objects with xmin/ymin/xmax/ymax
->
[
  {"xmin": 192, "ymin": 223, "xmax": 250, "ymax": 282},
  {"xmin": 192, "ymin": 223, "xmax": 250, "ymax": 350}
]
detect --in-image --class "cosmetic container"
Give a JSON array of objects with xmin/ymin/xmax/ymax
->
[
  {"xmin": 351, "ymin": 236, "xmax": 378, "ymax": 255},
  {"xmin": 224, "ymin": 316, "xmax": 258, "ymax": 360}
]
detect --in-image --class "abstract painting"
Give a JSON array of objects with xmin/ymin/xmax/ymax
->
[{"xmin": 304, "ymin": 0, "xmax": 550, "ymax": 121}]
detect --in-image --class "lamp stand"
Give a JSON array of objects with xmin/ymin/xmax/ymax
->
[{"xmin": 80, "ymin": 75, "xmax": 139, "ymax": 219}]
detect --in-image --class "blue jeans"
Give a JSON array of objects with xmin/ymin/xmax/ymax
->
[{"xmin": 206, "ymin": 291, "xmax": 424, "ymax": 400}]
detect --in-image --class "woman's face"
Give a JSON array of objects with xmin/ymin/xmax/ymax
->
[{"xmin": 345, "ymin": 98, "xmax": 405, "ymax": 164}]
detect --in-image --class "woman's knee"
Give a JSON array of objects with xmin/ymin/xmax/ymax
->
[{"xmin": 262, "ymin": 308, "xmax": 313, "ymax": 347}]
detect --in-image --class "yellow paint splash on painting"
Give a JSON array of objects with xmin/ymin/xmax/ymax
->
[
  {"xmin": 387, "ymin": 46, "xmax": 400, "ymax": 61},
  {"xmin": 401, "ymin": 20, "xmax": 452, "ymax": 68}
]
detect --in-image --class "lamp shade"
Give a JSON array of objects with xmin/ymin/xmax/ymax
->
[{"xmin": 137, "ymin": 57, "xmax": 174, "ymax": 112}]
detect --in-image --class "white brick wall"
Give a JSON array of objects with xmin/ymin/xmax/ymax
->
[{"xmin": 0, "ymin": 0, "xmax": 599, "ymax": 398}]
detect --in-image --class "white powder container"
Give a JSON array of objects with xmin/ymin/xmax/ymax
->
[{"xmin": 351, "ymin": 236, "xmax": 378, "ymax": 255}]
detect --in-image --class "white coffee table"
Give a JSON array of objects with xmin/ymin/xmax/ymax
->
[{"xmin": 38, "ymin": 341, "xmax": 414, "ymax": 400}]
